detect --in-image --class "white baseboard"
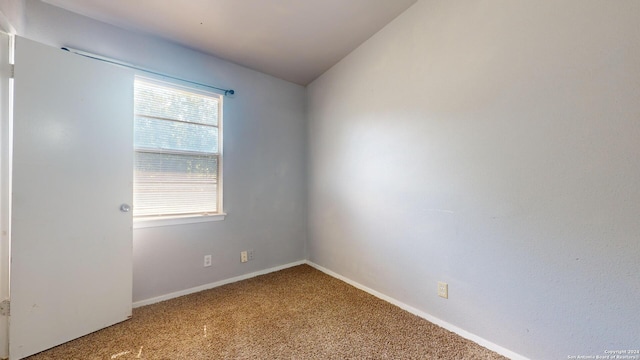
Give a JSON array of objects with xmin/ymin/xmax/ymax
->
[
  {"xmin": 132, "ymin": 259, "xmax": 527, "ymax": 360},
  {"xmin": 132, "ymin": 260, "xmax": 307, "ymax": 308},
  {"xmin": 305, "ymin": 261, "xmax": 529, "ymax": 360}
]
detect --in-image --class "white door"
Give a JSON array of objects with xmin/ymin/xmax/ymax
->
[{"xmin": 9, "ymin": 36, "xmax": 133, "ymax": 359}]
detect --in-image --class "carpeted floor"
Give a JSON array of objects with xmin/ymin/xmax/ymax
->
[{"xmin": 26, "ymin": 265, "xmax": 507, "ymax": 359}]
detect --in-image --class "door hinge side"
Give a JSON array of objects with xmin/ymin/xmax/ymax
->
[
  {"xmin": 0, "ymin": 299, "xmax": 9, "ymax": 316},
  {"xmin": 9, "ymin": 64, "xmax": 14, "ymax": 78}
]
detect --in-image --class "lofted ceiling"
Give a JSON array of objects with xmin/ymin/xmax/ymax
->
[{"xmin": 41, "ymin": 0, "xmax": 417, "ymax": 85}]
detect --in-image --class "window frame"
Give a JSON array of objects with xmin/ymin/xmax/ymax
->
[{"xmin": 132, "ymin": 76, "xmax": 225, "ymax": 228}]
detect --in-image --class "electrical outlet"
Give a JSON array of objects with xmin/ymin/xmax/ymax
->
[
  {"xmin": 204, "ymin": 255, "xmax": 212, "ymax": 267},
  {"xmin": 240, "ymin": 251, "xmax": 248, "ymax": 263},
  {"xmin": 247, "ymin": 249, "xmax": 255, "ymax": 261},
  {"xmin": 438, "ymin": 281, "xmax": 448, "ymax": 299}
]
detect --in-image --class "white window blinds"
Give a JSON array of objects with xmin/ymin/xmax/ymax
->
[{"xmin": 134, "ymin": 78, "xmax": 222, "ymax": 217}]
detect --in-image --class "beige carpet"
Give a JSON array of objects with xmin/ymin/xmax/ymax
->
[{"xmin": 26, "ymin": 265, "xmax": 507, "ymax": 359}]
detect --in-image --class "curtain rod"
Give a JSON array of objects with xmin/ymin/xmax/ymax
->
[{"xmin": 61, "ymin": 47, "xmax": 235, "ymax": 96}]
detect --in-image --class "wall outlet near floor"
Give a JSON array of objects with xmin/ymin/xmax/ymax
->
[
  {"xmin": 247, "ymin": 249, "xmax": 255, "ymax": 261},
  {"xmin": 204, "ymin": 255, "xmax": 212, "ymax": 267},
  {"xmin": 240, "ymin": 251, "xmax": 248, "ymax": 263},
  {"xmin": 438, "ymin": 281, "xmax": 448, "ymax": 299}
]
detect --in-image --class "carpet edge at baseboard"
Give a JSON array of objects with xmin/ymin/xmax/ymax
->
[
  {"xmin": 132, "ymin": 260, "xmax": 307, "ymax": 308},
  {"xmin": 305, "ymin": 261, "xmax": 530, "ymax": 360},
  {"xmin": 133, "ymin": 258, "xmax": 527, "ymax": 360}
]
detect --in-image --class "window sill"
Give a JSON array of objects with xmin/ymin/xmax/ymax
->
[{"xmin": 133, "ymin": 213, "xmax": 226, "ymax": 229}]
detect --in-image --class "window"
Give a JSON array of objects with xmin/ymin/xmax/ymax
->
[{"xmin": 133, "ymin": 77, "xmax": 223, "ymax": 224}]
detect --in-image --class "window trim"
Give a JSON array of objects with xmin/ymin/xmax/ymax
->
[
  {"xmin": 132, "ymin": 76, "xmax": 224, "ymax": 227},
  {"xmin": 133, "ymin": 213, "xmax": 226, "ymax": 229}
]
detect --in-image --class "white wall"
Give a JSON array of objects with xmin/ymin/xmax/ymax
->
[
  {"xmin": 18, "ymin": 0, "xmax": 307, "ymax": 303},
  {"xmin": 307, "ymin": 1, "xmax": 640, "ymax": 359},
  {"xmin": 0, "ymin": 0, "xmax": 24, "ymax": 34},
  {"xmin": 0, "ymin": 29, "xmax": 11, "ymax": 360}
]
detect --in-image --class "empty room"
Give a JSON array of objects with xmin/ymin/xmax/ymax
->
[{"xmin": 0, "ymin": 0, "xmax": 638, "ymax": 359}]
